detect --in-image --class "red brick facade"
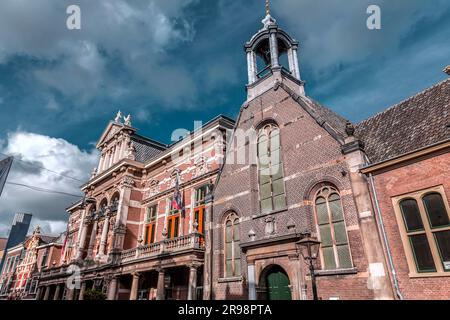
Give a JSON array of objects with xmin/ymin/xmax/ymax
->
[{"xmin": 369, "ymin": 149, "xmax": 450, "ymax": 299}]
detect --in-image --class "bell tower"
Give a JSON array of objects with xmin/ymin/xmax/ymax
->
[{"xmin": 245, "ymin": 0, "xmax": 305, "ymax": 100}]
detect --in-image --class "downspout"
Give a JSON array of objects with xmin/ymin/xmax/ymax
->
[{"xmin": 365, "ymin": 157, "xmax": 404, "ymax": 300}]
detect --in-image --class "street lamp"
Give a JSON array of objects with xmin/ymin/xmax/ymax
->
[{"xmin": 296, "ymin": 234, "xmax": 321, "ymax": 300}]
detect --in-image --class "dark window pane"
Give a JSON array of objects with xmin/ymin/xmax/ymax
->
[
  {"xmin": 319, "ymin": 224, "xmax": 332, "ymax": 247},
  {"xmin": 435, "ymin": 231, "xmax": 450, "ymax": 271},
  {"xmin": 322, "ymin": 247, "xmax": 336, "ymax": 270},
  {"xmin": 234, "ymin": 260, "xmax": 241, "ymax": 276},
  {"xmin": 333, "ymin": 221, "xmax": 348, "ymax": 245},
  {"xmin": 226, "ymin": 242, "xmax": 232, "ymax": 257},
  {"xmin": 225, "ymin": 222, "xmax": 232, "ymax": 243},
  {"xmin": 410, "ymin": 234, "xmax": 436, "ymax": 272},
  {"xmin": 233, "ymin": 224, "xmax": 240, "ymax": 241},
  {"xmin": 315, "ymin": 198, "xmax": 328, "ymax": 225},
  {"xmin": 260, "ymin": 183, "xmax": 272, "ymax": 200},
  {"xmin": 423, "ymin": 194, "xmax": 449, "ymax": 228},
  {"xmin": 273, "ymin": 194, "xmax": 286, "ymax": 210},
  {"xmin": 337, "ymin": 245, "xmax": 352, "ymax": 269},
  {"xmin": 261, "ymin": 198, "xmax": 272, "ymax": 213},
  {"xmin": 400, "ymin": 199, "xmax": 424, "ymax": 231},
  {"xmin": 259, "ymin": 169, "xmax": 271, "ymax": 184},
  {"xmin": 272, "ymin": 178, "xmax": 285, "ymax": 196},
  {"xmin": 226, "ymin": 260, "xmax": 233, "ymax": 277},
  {"xmin": 329, "ymin": 195, "xmax": 344, "ymax": 222}
]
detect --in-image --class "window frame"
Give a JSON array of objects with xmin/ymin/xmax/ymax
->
[
  {"xmin": 167, "ymin": 197, "xmax": 181, "ymax": 239},
  {"xmin": 392, "ymin": 185, "xmax": 450, "ymax": 277},
  {"xmin": 144, "ymin": 204, "xmax": 158, "ymax": 245},
  {"xmin": 194, "ymin": 185, "xmax": 209, "ymax": 235},
  {"xmin": 256, "ymin": 123, "xmax": 287, "ymax": 215},
  {"xmin": 223, "ymin": 212, "xmax": 241, "ymax": 278},
  {"xmin": 313, "ymin": 186, "xmax": 354, "ymax": 271}
]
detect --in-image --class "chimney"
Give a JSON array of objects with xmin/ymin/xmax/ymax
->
[{"xmin": 444, "ymin": 65, "xmax": 450, "ymax": 75}]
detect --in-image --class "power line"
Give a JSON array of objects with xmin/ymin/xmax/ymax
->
[
  {"xmin": 0, "ymin": 152, "xmax": 85, "ymax": 183},
  {"xmin": 6, "ymin": 182, "xmax": 84, "ymax": 198}
]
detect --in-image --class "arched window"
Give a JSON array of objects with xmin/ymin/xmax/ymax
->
[
  {"xmin": 110, "ymin": 193, "xmax": 120, "ymax": 212},
  {"xmin": 99, "ymin": 199, "xmax": 108, "ymax": 216},
  {"xmin": 314, "ymin": 186, "xmax": 352, "ymax": 270},
  {"xmin": 397, "ymin": 192, "xmax": 450, "ymax": 274},
  {"xmin": 224, "ymin": 213, "xmax": 241, "ymax": 277},
  {"xmin": 257, "ymin": 123, "xmax": 286, "ymax": 214}
]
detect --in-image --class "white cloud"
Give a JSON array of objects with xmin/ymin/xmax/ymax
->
[
  {"xmin": 0, "ymin": 0, "xmax": 197, "ymax": 107},
  {"xmin": 0, "ymin": 131, "xmax": 99, "ymax": 237},
  {"xmin": 275, "ymin": 0, "xmax": 450, "ymax": 77}
]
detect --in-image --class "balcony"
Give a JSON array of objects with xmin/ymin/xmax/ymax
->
[
  {"xmin": 119, "ymin": 233, "xmax": 204, "ymax": 264},
  {"xmin": 39, "ymin": 265, "xmax": 68, "ymax": 279}
]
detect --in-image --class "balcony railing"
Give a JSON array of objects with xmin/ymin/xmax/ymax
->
[
  {"xmin": 40, "ymin": 265, "xmax": 68, "ymax": 279},
  {"xmin": 119, "ymin": 233, "xmax": 204, "ymax": 264}
]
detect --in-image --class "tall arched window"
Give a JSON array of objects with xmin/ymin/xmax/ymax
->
[
  {"xmin": 225, "ymin": 213, "xmax": 241, "ymax": 277},
  {"xmin": 257, "ymin": 123, "xmax": 286, "ymax": 214},
  {"xmin": 314, "ymin": 186, "xmax": 352, "ymax": 270}
]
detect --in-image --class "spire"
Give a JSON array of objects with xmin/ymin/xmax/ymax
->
[{"xmin": 262, "ymin": 0, "xmax": 276, "ymax": 28}]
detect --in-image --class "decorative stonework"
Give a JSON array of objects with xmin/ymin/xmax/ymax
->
[
  {"xmin": 194, "ymin": 156, "xmax": 210, "ymax": 177},
  {"xmin": 121, "ymin": 176, "xmax": 135, "ymax": 188},
  {"xmin": 264, "ymin": 216, "xmax": 276, "ymax": 236}
]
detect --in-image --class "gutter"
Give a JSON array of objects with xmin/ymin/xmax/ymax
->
[{"xmin": 365, "ymin": 155, "xmax": 404, "ymax": 300}]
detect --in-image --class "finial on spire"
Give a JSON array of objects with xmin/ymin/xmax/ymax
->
[{"xmin": 262, "ymin": 0, "xmax": 276, "ymax": 28}]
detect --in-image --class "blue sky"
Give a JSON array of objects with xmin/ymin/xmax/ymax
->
[{"xmin": 0, "ymin": 0, "xmax": 449, "ymax": 236}]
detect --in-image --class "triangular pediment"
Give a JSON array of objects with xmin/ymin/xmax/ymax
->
[{"xmin": 96, "ymin": 121, "xmax": 135, "ymax": 149}]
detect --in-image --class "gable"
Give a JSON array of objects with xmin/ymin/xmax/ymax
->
[{"xmin": 96, "ymin": 121, "xmax": 135, "ymax": 149}]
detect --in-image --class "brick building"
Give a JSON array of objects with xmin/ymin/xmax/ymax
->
[
  {"xmin": 30, "ymin": 5, "xmax": 450, "ymax": 301},
  {"xmin": 206, "ymin": 9, "xmax": 392, "ymax": 301},
  {"xmin": 0, "ymin": 226, "xmax": 61, "ymax": 300},
  {"xmin": 37, "ymin": 114, "xmax": 234, "ymax": 300},
  {"xmin": 357, "ymin": 78, "xmax": 450, "ymax": 300}
]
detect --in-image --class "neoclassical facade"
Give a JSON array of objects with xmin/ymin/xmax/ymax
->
[{"xmin": 37, "ymin": 114, "xmax": 234, "ymax": 300}]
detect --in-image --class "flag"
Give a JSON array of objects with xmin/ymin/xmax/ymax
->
[
  {"xmin": 0, "ymin": 156, "xmax": 13, "ymax": 198},
  {"xmin": 172, "ymin": 171, "xmax": 183, "ymax": 211}
]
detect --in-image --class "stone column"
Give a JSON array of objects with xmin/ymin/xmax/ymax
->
[
  {"xmin": 35, "ymin": 286, "xmax": 43, "ymax": 300},
  {"xmin": 246, "ymin": 49, "xmax": 257, "ymax": 84},
  {"xmin": 292, "ymin": 46, "xmax": 300, "ymax": 80},
  {"xmin": 76, "ymin": 218, "xmax": 90, "ymax": 260},
  {"xmin": 98, "ymin": 214, "xmax": 111, "ymax": 257},
  {"xmin": 87, "ymin": 218, "xmax": 99, "ymax": 259},
  {"xmin": 156, "ymin": 269, "xmax": 165, "ymax": 300},
  {"xmin": 247, "ymin": 264, "xmax": 257, "ymax": 300},
  {"xmin": 202, "ymin": 193, "xmax": 214, "ymax": 300},
  {"xmin": 98, "ymin": 153, "xmax": 105, "ymax": 173},
  {"xmin": 111, "ymin": 178, "xmax": 133, "ymax": 253},
  {"xmin": 43, "ymin": 286, "xmax": 50, "ymax": 300},
  {"xmin": 78, "ymin": 282, "xmax": 86, "ymax": 301},
  {"xmin": 269, "ymin": 28, "xmax": 279, "ymax": 68},
  {"xmin": 66, "ymin": 286, "xmax": 75, "ymax": 301},
  {"xmin": 102, "ymin": 151, "xmax": 109, "ymax": 171},
  {"xmin": 130, "ymin": 273, "xmax": 140, "ymax": 300},
  {"xmin": 107, "ymin": 277, "xmax": 118, "ymax": 300},
  {"xmin": 187, "ymin": 265, "xmax": 198, "ymax": 300},
  {"xmin": 109, "ymin": 149, "xmax": 114, "ymax": 167},
  {"xmin": 53, "ymin": 284, "xmax": 61, "ymax": 300}
]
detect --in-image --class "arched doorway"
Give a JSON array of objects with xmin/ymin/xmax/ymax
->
[{"xmin": 260, "ymin": 265, "xmax": 292, "ymax": 300}]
